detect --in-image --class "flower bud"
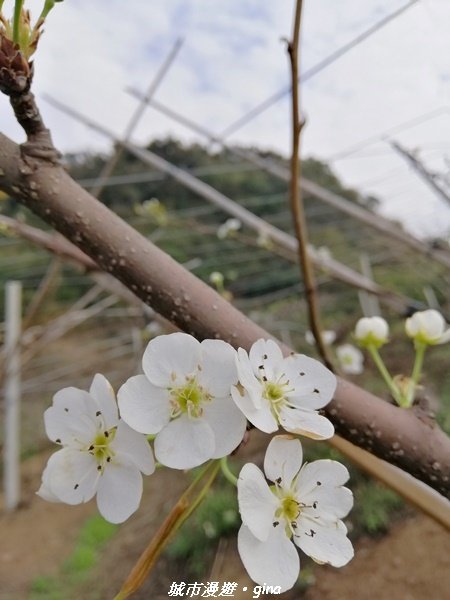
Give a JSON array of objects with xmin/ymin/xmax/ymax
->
[
  {"xmin": 209, "ymin": 271, "xmax": 224, "ymax": 287},
  {"xmin": 405, "ymin": 309, "xmax": 450, "ymax": 346},
  {"xmin": 354, "ymin": 316, "xmax": 389, "ymax": 348}
]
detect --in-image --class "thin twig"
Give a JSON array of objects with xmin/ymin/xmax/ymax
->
[{"xmin": 287, "ymin": 0, "xmax": 334, "ymax": 370}]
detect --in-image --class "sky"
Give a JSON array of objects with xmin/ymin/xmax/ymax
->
[{"xmin": 1, "ymin": 0, "xmax": 450, "ymax": 239}]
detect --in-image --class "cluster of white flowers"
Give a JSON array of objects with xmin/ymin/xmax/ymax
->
[
  {"xmin": 38, "ymin": 333, "xmax": 354, "ymax": 590},
  {"xmin": 353, "ymin": 310, "xmax": 450, "ymax": 407}
]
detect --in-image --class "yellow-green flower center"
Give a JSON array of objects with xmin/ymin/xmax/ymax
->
[
  {"xmin": 263, "ymin": 381, "xmax": 285, "ymax": 403},
  {"xmin": 87, "ymin": 428, "xmax": 116, "ymax": 470},
  {"xmin": 273, "ymin": 492, "xmax": 302, "ymax": 538},
  {"xmin": 280, "ymin": 495, "xmax": 300, "ymax": 522},
  {"xmin": 170, "ymin": 378, "xmax": 211, "ymax": 419},
  {"xmin": 341, "ymin": 354, "xmax": 353, "ymax": 366}
]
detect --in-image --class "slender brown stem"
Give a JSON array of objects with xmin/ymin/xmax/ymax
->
[{"xmin": 287, "ymin": 0, "xmax": 334, "ymax": 371}]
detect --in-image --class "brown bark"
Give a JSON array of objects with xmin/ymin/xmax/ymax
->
[{"xmin": 0, "ymin": 131, "xmax": 449, "ymax": 497}]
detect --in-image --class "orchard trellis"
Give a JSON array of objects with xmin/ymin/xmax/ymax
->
[{"xmin": 1, "ymin": 0, "xmax": 450, "ymax": 596}]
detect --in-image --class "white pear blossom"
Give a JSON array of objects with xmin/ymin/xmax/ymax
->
[
  {"xmin": 145, "ymin": 320, "xmax": 163, "ymax": 337},
  {"xmin": 209, "ymin": 271, "xmax": 224, "ymax": 287},
  {"xmin": 336, "ymin": 344, "xmax": 364, "ymax": 375},
  {"xmin": 354, "ymin": 316, "xmax": 389, "ymax": 348},
  {"xmin": 405, "ymin": 309, "xmax": 450, "ymax": 345},
  {"xmin": 37, "ymin": 374, "xmax": 155, "ymax": 524},
  {"xmin": 256, "ymin": 230, "xmax": 273, "ymax": 249},
  {"xmin": 217, "ymin": 217, "xmax": 242, "ymax": 239},
  {"xmin": 118, "ymin": 333, "xmax": 247, "ymax": 470},
  {"xmin": 237, "ymin": 436, "xmax": 353, "ymax": 592},
  {"xmin": 305, "ymin": 330, "xmax": 336, "ymax": 346},
  {"xmin": 231, "ymin": 339, "xmax": 336, "ymax": 440}
]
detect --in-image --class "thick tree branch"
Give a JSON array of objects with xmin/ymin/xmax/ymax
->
[{"xmin": 0, "ymin": 131, "xmax": 449, "ymax": 497}]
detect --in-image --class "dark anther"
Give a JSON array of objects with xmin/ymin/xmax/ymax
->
[
  {"xmin": 313, "ymin": 388, "xmax": 319, "ymax": 394},
  {"xmin": 313, "ymin": 501, "xmax": 318, "ymax": 509},
  {"xmin": 74, "ymin": 484, "xmax": 79, "ymax": 490},
  {"xmin": 276, "ymin": 477, "xmax": 282, "ymax": 484},
  {"xmin": 106, "ymin": 457, "xmax": 111, "ymax": 462},
  {"xmin": 299, "ymin": 372, "xmax": 305, "ymax": 376},
  {"xmin": 258, "ymin": 365, "xmax": 264, "ymax": 369},
  {"xmin": 316, "ymin": 481, "xmax": 322, "ymax": 486},
  {"xmin": 96, "ymin": 410, "xmax": 101, "ymax": 417},
  {"xmin": 104, "ymin": 431, "xmax": 109, "ymax": 437},
  {"xmin": 263, "ymin": 354, "xmax": 268, "ymax": 359},
  {"xmin": 55, "ymin": 438, "xmax": 61, "ymax": 444},
  {"xmin": 97, "ymin": 465, "xmax": 102, "ymax": 471},
  {"xmin": 273, "ymin": 521, "xmax": 279, "ymax": 527},
  {"xmin": 88, "ymin": 445, "xmax": 94, "ymax": 451},
  {"xmin": 291, "ymin": 522, "xmax": 297, "ymax": 529},
  {"xmin": 64, "ymin": 408, "xmax": 69, "ymax": 412},
  {"xmin": 305, "ymin": 529, "xmax": 316, "ymax": 537},
  {"xmin": 262, "ymin": 376, "xmax": 268, "ymax": 382}
]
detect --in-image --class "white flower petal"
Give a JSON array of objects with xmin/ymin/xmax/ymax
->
[
  {"xmin": 37, "ymin": 463, "xmax": 62, "ymax": 503},
  {"xmin": 249, "ymin": 339, "xmax": 284, "ymax": 379},
  {"xmin": 231, "ymin": 386, "xmax": 278, "ymax": 433},
  {"xmin": 52, "ymin": 387, "xmax": 93, "ymax": 416},
  {"xmin": 238, "ymin": 524, "xmax": 300, "ymax": 592},
  {"xmin": 36, "ymin": 481, "xmax": 61, "ymax": 503},
  {"xmin": 198, "ymin": 339, "xmax": 238, "ymax": 397},
  {"xmin": 421, "ymin": 310, "xmax": 444, "ymax": 338},
  {"xmin": 305, "ymin": 330, "xmax": 336, "ymax": 346},
  {"xmin": 89, "ymin": 373, "xmax": 119, "ymax": 430},
  {"xmin": 45, "ymin": 388, "xmax": 98, "ymax": 444},
  {"xmin": 235, "ymin": 348, "xmax": 262, "ymax": 405},
  {"xmin": 296, "ymin": 460, "xmax": 350, "ymax": 497},
  {"xmin": 283, "ymin": 355, "xmax": 336, "ymax": 410},
  {"xmin": 279, "ymin": 407, "xmax": 334, "ymax": 440},
  {"xmin": 294, "ymin": 518, "xmax": 353, "ymax": 567},
  {"xmin": 355, "ymin": 316, "xmax": 389, "ymax": 344},
  {"xmin": 201, "ymin": 396, "xmax": 247, "ymax": 458},
  {"xmin": 437, "ymin": 328, "xmax": 450, "ymax": 344},
  {"xmin": 96, "ymin": 463, "xmax": 143, "ymax": 523},
  {"xmin": 237, "ymin": 463, "xmax": 278, "ymax": 541},
  {"xmin": 111, "ymin": 420, "xmax": 155, "ymax": 475},
  {"xmin": 405, "ymin": 310, "xmax": 450, "ymax": 344},
  {"xmin": 45, "ymin": 448, "xmax": 98, "ymax": 505},
  {"xmin": 118, "ymin": 375, "xmax": 170, "ymax": 434},
  {"xmin": 301, "ymin": 486, "xmax": 354, "ymax": 521},
  {"xmin": 142, "ymin": 332, "xmax": 201, "ymax": 387},
  {"xmin": 264, "ymin": 436, "xmax": 303, "ymax": 488},
  {"xmin": 154, "ymin": 415, "xmax": 215, "ymax": 469}
]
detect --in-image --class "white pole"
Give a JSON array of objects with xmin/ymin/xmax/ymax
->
[{"xmin": 3, "ymin": 280, "xmax": 22, "ymax": 511}]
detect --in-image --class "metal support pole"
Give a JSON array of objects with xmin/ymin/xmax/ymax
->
[{"xmin": 3, "ymin": 280, "xmax": 22, "ymax": 511}]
